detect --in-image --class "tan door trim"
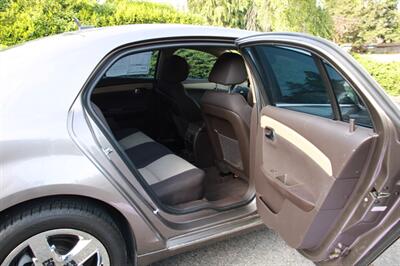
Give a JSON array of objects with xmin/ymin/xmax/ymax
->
[{"xmin": 260, "ymin": 115, "xmax": 333, "ymax": 176}]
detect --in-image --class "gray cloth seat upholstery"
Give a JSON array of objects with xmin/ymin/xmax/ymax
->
[
  {"xmin": 91, "ymin": 103, "xmax": 205, "ymax": 205},
  {"xmin": 200, "ymin": 53, "xmax": 252, "ymax": 179},
  {"xmin": 156, "ymin": 55, "xmax": 202, "ymax": 138}
]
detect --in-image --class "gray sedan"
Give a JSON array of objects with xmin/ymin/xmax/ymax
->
[{"xmin": 0, "ymin": 24, "xmax": 399, "ymax": 266}]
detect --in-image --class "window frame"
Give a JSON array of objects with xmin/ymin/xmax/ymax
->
[{"xmin": 81, "ymin": 38, "xmax": 256, "ymax": 215}]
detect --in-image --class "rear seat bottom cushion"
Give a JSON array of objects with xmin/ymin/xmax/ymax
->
[
  {"xmin": 123, "ymin": 131, "xmax": 205, "ymax": 205},
  {"xmin": 151, "ymin": 168, "xmax": 205, "ymax": 205},
  {"xmin": 91, "ymin": 103, "xmax": 205, "ymax": 205}
]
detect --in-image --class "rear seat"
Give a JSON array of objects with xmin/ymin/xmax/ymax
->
[{"xmin": 91, "ymin": 103, "xmax": 205, "ymax": 205}]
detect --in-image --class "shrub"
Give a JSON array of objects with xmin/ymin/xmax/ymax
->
[
  {"xmin": 0, "ymin": 0, "xmax": 204, "ymax": 47},
  {"xmin": 353, "ymin": 54, "xmax": 400, "ymax": 96}
]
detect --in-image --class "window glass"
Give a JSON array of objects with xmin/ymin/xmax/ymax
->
[
  {"xmin": 325, "ymin": 63, "xmax": 373, "ymax": 127},
  {"xmin": 105, "ymin": 50, "xmax": 158, "ymax": 78},
  {"xmin": 253, "ymin": 45, "xmax": 333, "ymax": 118},
  {"xmin": 174, "ymin": 49, "xmax": 217, "ymax": 80},
  {"xmin": 248, "ymin": 45, "xmax": 373, "ymax": 128}
]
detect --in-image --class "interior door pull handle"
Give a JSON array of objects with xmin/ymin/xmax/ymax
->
[
  {"xmin": 265, "ymin": 127, "xmax": 274, "ymax": 140},
  {"xmin": 133, "ymin": 88, "xmax": 143, "ymax": 94}
]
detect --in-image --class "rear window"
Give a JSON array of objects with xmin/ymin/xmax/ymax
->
[
  {"xmin": 174, "ymin": 49, "xmax": 217, "ymax": 80},
  {"xmin": 105, "ymin": 50, "xmax": 159, "ymax": 78}
]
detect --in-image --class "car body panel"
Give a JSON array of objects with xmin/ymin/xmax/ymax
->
[{"xmin": 0, "ymin": 24, "xmax": 258, "ymax": 263}]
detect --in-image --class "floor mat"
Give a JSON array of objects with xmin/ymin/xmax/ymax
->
[{"xmin": 203, "ymin": 167, "xmax": 248, "ymax": 201}]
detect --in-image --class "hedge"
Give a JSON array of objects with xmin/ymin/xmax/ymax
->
[
  {"xmin": 353, "ymin": 54, "xmax": 400, "ymax": 96},
  {"xmin": 0, "ymin": 0, "xmax": 204, "ymax": 47}
]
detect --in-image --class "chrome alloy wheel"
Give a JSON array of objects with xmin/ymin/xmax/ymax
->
[{"xmin": 2, "ymin": 228, "xmax": 110, "ymax": 266}]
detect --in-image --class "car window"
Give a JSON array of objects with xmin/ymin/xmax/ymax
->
[
  {"xmin": 105, "ymin": 50, "xmax": 159, "ymax": 78},
  {"xmin": 247, "ymin": 45, "xmax": 373, "ymax": 128},
  {"xmin": 324, "ymin": 63, "xmax": 373, "ymax": 128},
  {"xmin": 173, "ymin": 49, "xmax": 217, "ymax": 80},
  {"xmin": 252, "ymin": 45, "xmax": 333, "ymax": 119}
]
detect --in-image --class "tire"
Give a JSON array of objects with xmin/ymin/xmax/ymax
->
[{"xmin": 0, "ymin": 198, "xmax": 129, "ymax": 265}]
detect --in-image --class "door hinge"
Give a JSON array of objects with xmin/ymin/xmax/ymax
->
[
  {"xmin": 328, "ymin": 243, "xmax": 350, "ymax": 260},
  {"xmin": 102, "ymin": 147, "xmax": 113, "ymax": 159},
  {"xmin": 370, "ymin": 190, "xmax": 391, "ymax": 201},
  {"xmin": 366, "ymin": 188, "xmax": 391, "ymax": 212}
]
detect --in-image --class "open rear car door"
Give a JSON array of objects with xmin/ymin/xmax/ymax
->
[{"xmin": 237, "ymin": 34, "xmax": 400, "ymax": 265}]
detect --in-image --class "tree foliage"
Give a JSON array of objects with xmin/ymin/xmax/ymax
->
[
  {"xmin": 188, "ymin": 0, "xmax": 333, "ymax": 38},
  {"xmin": 325, "ymin": 0, "xmax": 400, "ymax": 44},
  {"xmin": 0, "ymin": 0, "xmax": 204, "ymax": 47},
  {"xmin": 359, "ymin": 0, "xmax": 399, "ymax": 43},
  {"xmin": 174, "ymin": 48, "xmax": 217, "ymax": 79},
  {"xmin": 262, "ymin": 0, "xmax": 332, "ymax": 38},
  {"xmin": 187, "ymin": 0, "xmax": 251, "ymax": 29}
]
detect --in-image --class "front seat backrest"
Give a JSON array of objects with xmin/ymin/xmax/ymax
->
[
  {"xmin": 157, "ymin": 55, "xmax": 202, "ymax": 138},
  {"xmin": 201, "ymin": 52, "xmax": 252, "ymax": 179}
]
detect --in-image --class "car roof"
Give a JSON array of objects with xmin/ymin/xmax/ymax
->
[
  {"xmin": 0, "ymin": 24, "xmax": 255, "ymax": 140},
  {"xmin": 2, "ymin": 24, "xmax": 254, "ymax": 55}
]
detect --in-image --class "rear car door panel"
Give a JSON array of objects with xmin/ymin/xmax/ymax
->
[
  {"xmin": 256, "ymin": 106, "xmax": 377, "ymax": 249},
  {"xmin": 236, "ymin": 36, "xmax": 399, "ymax": 262}
]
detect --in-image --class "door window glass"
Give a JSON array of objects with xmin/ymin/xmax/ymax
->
[
  {"xmin": 252, "ymin": 45, "xmax": 333, "ymax": 118},
  {"xmin": 325, "ymin": 63, "xmax": 373, "ymax": 128},
  {"xmin": 105, "ymin": 50, "xmax": 159, "ymax": 78},
  {"xmin": 174, "ymin": 49, "xmax": 217, "ymax": 80},
  {"xmin": 247, "ymin": 45, "xmax": 373, "ymax": 128}
]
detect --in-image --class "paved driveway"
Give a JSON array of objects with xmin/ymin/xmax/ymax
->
[
  {"xmin": 153, "ymin": 227, "xmax": 313, "ymax": 266},
  {"xmin": 154, "ymin": 226, "xmax": 399, "ymax": 265}
]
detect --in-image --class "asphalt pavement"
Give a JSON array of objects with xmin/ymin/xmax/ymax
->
[
  {"xmin": 154, "ymin": 226, "xmax": 399, "ymax": 265},
  {"xmin": 153, "ymin": 227, "xmax": 313, "ymax": 266}
]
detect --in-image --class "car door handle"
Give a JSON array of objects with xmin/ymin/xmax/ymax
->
[{"xmin": 264, "ymin": 127, "xmax": 274, "ymax": 140}]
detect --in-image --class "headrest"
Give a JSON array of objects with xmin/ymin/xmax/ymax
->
[
  {"xmin": 159, "ymin": 55, "xmax": 189, "ymax": 83},
  {"xmin": 208, "ymin": 53, "xmax": 248, "ymax": 85}
]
